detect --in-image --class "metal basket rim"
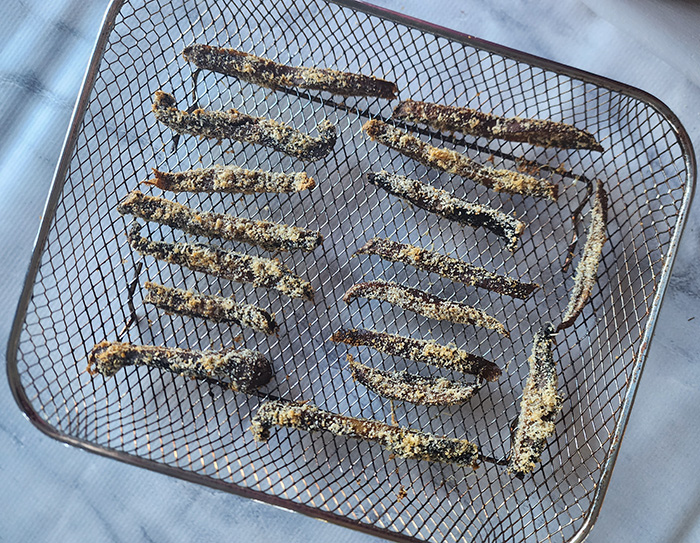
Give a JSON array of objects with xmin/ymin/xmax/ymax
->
[{"xmin": 6, "ymin": 1, "xmax": 697, "ymax": 542}]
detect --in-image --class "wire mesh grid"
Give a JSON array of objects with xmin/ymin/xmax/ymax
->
[{"xmin": 7, "ymin": 0, "xmax": 694, "ymax": 542}]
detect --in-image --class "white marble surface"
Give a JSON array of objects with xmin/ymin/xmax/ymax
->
[{"xmin": 2, "ymin": 1, "xmax": 699, "ymax": 541}]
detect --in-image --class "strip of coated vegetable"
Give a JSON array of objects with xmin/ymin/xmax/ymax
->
[
  {"xmin": 143, "ymin": 282, "xmax": 279, "ymax": 335},
  {"xmin": 118, "ymin": 190, "xmax": 323, "ymax": 252},
  {"xmin": 363, "ymin": 119, "xmax": 558, "ymax": 200},
  {"xmin": 152, "ymin": 90, "xmax": 337, "ymax": 161},
  {"xmin": 508, "ymin": 323, "xmax": 562, "ymax": 478},
  {"xmin": 127, "ymin": 224, "xmax": 314, "ymax": 300},
  {"xmin": 87, "ymin": 340, "xmax": 272, "ymax": 392},
  {"xmin": 251, "ymin": 399, "xmax": 480, "ymax": 469},
  {"xmin": 348, "ymin": 356, "xmax": 482, "ymax": 406},
  {"xmin": 392, "ymin": 99, "xmax": 603, "ymax": 151},
  {"xmin": 343, "ymin": 279, "xmax": 508, "ymax": 336},
  {"xmin": 367, "ymin": 170, "xmax": 525, "ymax": 250},
  {"xmin": 330, "ymin": 327, "xmax": 501, "ymax": 382},
  {"xmin": 354, "ymin": 237, "xmax": 538, "ymax": 300},
  {"xmin": 183, "ymin": 44, "xmax": 398, "ymax": 99},
  {"xmin": 558, "ymin": 180, "xmax": 608, "ymax": 330},
  {"xmin": 144, "ymin": 165, "xmax": 315, "ymax": 194}
]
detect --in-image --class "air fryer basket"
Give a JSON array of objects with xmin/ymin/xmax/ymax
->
[{"xmin": 7, "ymin": 1, "xmax": 695, "ymax": 542}]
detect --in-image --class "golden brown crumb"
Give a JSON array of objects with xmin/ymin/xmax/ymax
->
[
  {"xmin": 559, "ymin": 180, "xmax": 608, "ymax": 330},
  {"xmin": 87, "ymin": 340, "xmax": 272, "ymax": 392},
  {"xmin": 362, "ymin": 119, "xmax": 558, "ymax": 200},
  {"xmin": 508, "ymin": 324, "xmax": 562, "ymax": 477},
  {"xmin": 251, "ymin": 399, "xmax": 480, "ymax": 469},
  {"xmin": 183, "ymin": 44, "xmax": 398, "ymax": 99}
]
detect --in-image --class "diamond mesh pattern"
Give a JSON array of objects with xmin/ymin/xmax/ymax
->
[{"xmin": 8, "ymin": 1, "xmax": 693, "ymax": 542}]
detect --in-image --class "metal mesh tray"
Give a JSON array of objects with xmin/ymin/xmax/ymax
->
[{"xmin": 7, "ymin": 1, "xmax": 695, "ymax": 542}]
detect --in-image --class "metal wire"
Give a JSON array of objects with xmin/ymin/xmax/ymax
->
[{"xmin": 7, "ymin": 0, "xmax": 694, "ymax": 542}]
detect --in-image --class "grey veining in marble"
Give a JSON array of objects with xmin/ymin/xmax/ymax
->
[{"xmin": 2, "ymin": 1, "xmax": 700, "ymax": 542}]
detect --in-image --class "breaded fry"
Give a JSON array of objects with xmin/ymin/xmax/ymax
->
[
  {"xmin": 143, "ymin": 282, "xmax": 279, "ymax": 335},
  {"xmin": 354, "ymin": 237, "xmax": 538, "ymax": 299},
  {"xmin": 251, "ymin": 399, "xmax": 480, "ymax": 469},
  {"xmin": 558, "ymin": 180, "xmax": 608, "ymax": 330},
  {"xmin": 87, "ymin": 340, "xmax": 272, "ymax": 392},
  {"xmin": 144, "ymin": 165, "xmax": 315, "ymax": 194},
  {"xmin": 118, "ymin": 190, "xmax": 323, "ymax": 252},
  {"xmin": 363, "ymin": 119, "xmax": 557, "ymax": 200},
  {"xmin": 349, "ymin": 356, "xmax": 482, "ymax": 406},
  {"xmin": 508, "ymin": 324, "xmax": 562, "ymax": 478},
  {"xmin": 152, "ymin": 90, "xmax": 336, "ymax": 160},
  {"xmin": 343, "ymin": 279, "xmax": 508, "ymax": 336},
  {"xmin": 127, "ymin": 224, "xmax": 314, "ymax": 300},
  {"xmin": 330, "ymin": 327, "xmax": 501, "ymax": 382},
  {"xmin": 183, "ymin": 44, "xmax": 398, "ymax": 99},
  {"xmin": 367, "ymin": 170, "xmax": 524, "ymax": 250},
  {"xmin": 392, "ymin": 99, "xmax": 603, "ymax": 151}
]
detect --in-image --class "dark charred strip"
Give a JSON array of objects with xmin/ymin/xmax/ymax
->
[
  {"xmin": 330, "ymin": 327, "xmax": 501, "ymax": 382},
  {"xmin": 349, "ymin": 356, "xmax": 482, "ymax": 406},
  {"xmin": 183, "ymin": 44, "xmax": 398, "ymax": 99},
  {"xmin": 118, "ymin": 190, "xmax": 322, "ymax": 253},
  {"xmin": 392, "ymin": 99, "xmax": 603, "ymax": 152},
  {"xmin": 343, "ymin": 279, "xmax": 508, "ymax": 336},
  {"xmin": 144, "ymin": 165, "xmax": 315, "ymax": 194},
  {"xmin": 127, "ymin": 224, "xmax": 314, "ymax": 300},
  {"xmin": 87, "ymin": 340, "xmax": 272, "ymax": 392},
  {"xmin": 363, "ymin": 120, "xmax": 558, "ymax": 201},
  {"xmin": 558, "ymin": 180, "xmax": 608, "ymax": 330},
  {"xmin": 152, "ymin": 90, "xmax": 336, "ymax": 161},
  {"xmin": 508, "ymin": 324, "xmax": 562, "ymax": 478},
  {"xmin": 353, "ymin": 237, "xmax": 538, "ymax": 300},
  {"xmin": 251, "ymin": 399, "xmax": 480, "ymax": 469},
  {"xmin": 367, "ymin": 170, "xmax": 525, "ymax": 250},
  {"xmin": 143, "ymin": 281, "xmax": 279, "ymax": 335}
]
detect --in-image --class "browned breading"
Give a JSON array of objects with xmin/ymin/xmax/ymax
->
[
  {"xmin": 143, "ymin": 282, "xmax": 279, "ymax": 335},
  {"xmin": 183, "ymin": 44, "xmax": 398, "ymax": 99},
  {"xmin": 363, "ymin": 119, "xmax": 558, "ymax": 200},
  {"xmin": 251, "ymin": 399, "xmax": 480, "ymax": 469},
  {"xmin": 392, "ymin": 99, "xmax": 603, "ymax": 151},
  {"xmin": 144, "ymin": 165, "xmax": 315, "ymax": 194},
  {"xmin": 127, "ymin": 224, "xmax": 314, "ymax": 300},
  {"xmin": 508, "ymin": 324, "xmax": 562, "ymax": 478},
  {"xmin": 118, "ymin": 190, "xmax": 323, "ymax": 253},
  {"xmin": 87, "ymin": 340, "xmax": 272, "ymax": 392},
  {"xmin": 152, "ymin": 90, "xmax": 336, "ymax": 161},
  {"xmin": 354, "ymin": 237, "xmax": 538, "ymax": 300}
]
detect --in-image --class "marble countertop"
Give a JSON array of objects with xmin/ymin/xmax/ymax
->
[{"xmin": 2, "ymin": 1, "xmax": 699, "ymax": 541}]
